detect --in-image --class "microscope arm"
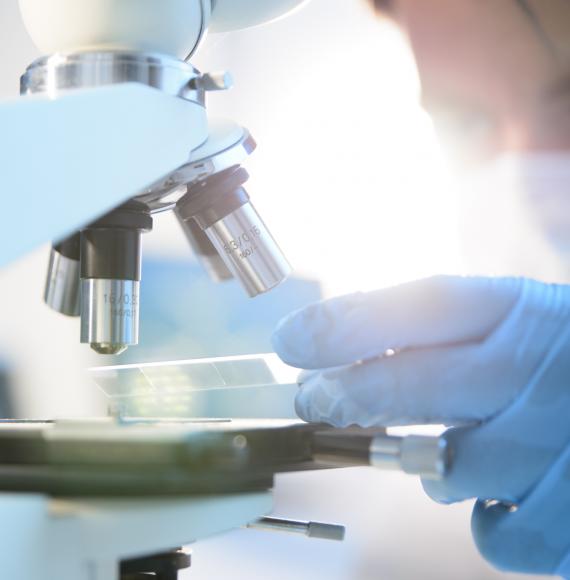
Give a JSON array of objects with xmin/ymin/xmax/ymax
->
[{"xmin": 0, "ymin": 83, "xmax": 207, "ymax": 268}]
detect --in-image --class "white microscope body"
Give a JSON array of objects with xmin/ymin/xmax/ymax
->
[{"xmin": 0, "ymin": 2, "xmax": 307, "ymax": 578}]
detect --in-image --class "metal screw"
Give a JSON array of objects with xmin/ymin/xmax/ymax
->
[
  {"xmin": 247, "ymin": 517, "xmax": 345, "ymax": 542},
  {"xmin": 190, "ymin": 72, "xmax": 234, "ymax": 92}
]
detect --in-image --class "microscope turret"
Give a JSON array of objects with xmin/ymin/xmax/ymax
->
[{"xmin": 18, "ymin": 0, "xmax": 304, "ymax": 355}]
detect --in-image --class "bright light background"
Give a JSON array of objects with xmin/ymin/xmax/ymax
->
[
  {"xmin": 0, "ymin": 1, "xmax": 554, "ymax": 579},
  {"xmin": 148, "ymin": 1, "xmax": 463, "ymax": 296}
]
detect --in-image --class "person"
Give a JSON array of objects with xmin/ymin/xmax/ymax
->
[{"xmin": 272, "ymin": 1, "xmax": 570, "ymax": 577}]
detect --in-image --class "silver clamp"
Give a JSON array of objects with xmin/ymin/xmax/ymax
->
[{"xmin": 370, "ymin": 434, "xmax": 448, "ymax": 480}]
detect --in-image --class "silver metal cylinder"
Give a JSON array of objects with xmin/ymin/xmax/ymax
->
[
  {"xmin": 247, "ymin": 517, "xmax": 345, "ymax": 542},
  {"xmin": 400, "ymin": 435, "xmax": 449, "ymax": 480},
  {"xmin": 368, "ymin": 436, "xmax": 402, "ymax": 472},
  {"xmin": 204, "ymin": 202, "xmax": 291, "ymax": 297},
  {"xmin": 370, "ymin": 434, "xmax": 448, "ymax": 480},
  {"xmin": 44, "ymin": 248, "xmax": 80, "ymax": 317},
  {"xmin": 80, "ymin": 279, "xmax": 140, "ymax": 355},
  {"xmin": 174, "ymin": 211, "xmax": 233, "ymax": 283}
]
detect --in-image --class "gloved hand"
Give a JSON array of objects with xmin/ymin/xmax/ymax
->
[{"xmin": 272, "ymin": 276, "xmax": 570, "ymax": 578}]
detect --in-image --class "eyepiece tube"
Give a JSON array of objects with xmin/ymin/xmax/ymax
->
[
  {"xmin": 174, "ymin": 207, "xmax": 233, "ymax": 283},
  {"xmin": 177, "ymin": 168, "xmax": 291, "ymax": 297},
  {"xmin": 80, "ymin": 204, "xmax": 152, "ymax": 355},
  {"xmin": 44, "ymin": 233, "xmax": 81, "ymax": 316}
]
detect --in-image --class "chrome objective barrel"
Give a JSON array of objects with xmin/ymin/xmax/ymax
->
[
  {"xmin": 80, "ymin": 279, "xmax": 140, "ymax": 355},
  {"xmin": 44, "ymin": 234, "xmax": 81, "ymax": 317},
  {"xmin": 204, "ymin": 202, "xmax": 291, "ymax": 297}
]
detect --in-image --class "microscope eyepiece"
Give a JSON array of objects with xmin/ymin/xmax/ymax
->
[
  {"xmin": 176, "ymin": 168, "xmax": 291, "ymax": 297},
  {"xmin": 80, "ymin": 203, "xmax": 152, "ymax": 355},
  {"xmin": 44, "ymin": 233, "xmax": 81, "ymax": 317}
]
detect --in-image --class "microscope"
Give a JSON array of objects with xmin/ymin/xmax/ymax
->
[
  {"xmin": 22, "ymin": 0, "xmax": 294, "ymax": 356},
  {"xmin": 0, "ymin": 2, "xmax": 452, "ymax": 578}
]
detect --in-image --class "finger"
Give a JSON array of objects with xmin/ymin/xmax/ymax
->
[
  {"xmin": 294, "ymin": 344, "xmax": 522, "ymax": 426},
  {"xmin": 422, "ymin": 426, "xmax": 563, "ymax": 505},
  {"xmin": 470, "ymin": 441, "xmax": 570, "ymax": 577},
  {"xmin": 470, "ymin": 501, "xmax": 554, "ymax": 576},
  {"xmin": 424, "ymin": 341, "xmax": 570, "ymax": 504},
  {"xmin": 422, "ymin": 426, "xmax": 522, "ymax": 505},
  {"xmin": 272, "ymin": 275, "xmax": 522, "ymax": 369}
]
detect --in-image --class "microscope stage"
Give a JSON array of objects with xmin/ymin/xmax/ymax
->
[{"xmin": 0, "ymin": 419, "xmax": 334, "ymax": 497}]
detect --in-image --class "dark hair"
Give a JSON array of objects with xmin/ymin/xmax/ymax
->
[{"xmin": 368, "ymin": 0, "xmax": 394, "ymax": 13}]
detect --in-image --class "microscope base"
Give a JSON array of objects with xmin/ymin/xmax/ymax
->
[{"xmin": 0, "ymin": 491, "xmax": 272, "ymax": 580}]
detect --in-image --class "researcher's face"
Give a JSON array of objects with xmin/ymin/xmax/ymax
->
[{"xmin": 377, "ymin": 0, "xmax": 570, "ymax": 167}]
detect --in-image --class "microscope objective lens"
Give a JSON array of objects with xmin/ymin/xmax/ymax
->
[
  {"xmin": 176, "ymin": 167, "xmax": 291, "ymax": 297},
  {"xmin": 79, "ymin": 204, "xmax": 152, "ymax": 355}
]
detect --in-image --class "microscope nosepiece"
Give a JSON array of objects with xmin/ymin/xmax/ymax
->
[{"xmin": 177, "ymin": 168, "xmax": 291, "ymax": 297}]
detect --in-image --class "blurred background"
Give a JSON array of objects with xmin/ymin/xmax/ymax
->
[{"xmin": 0, "ymin": 0, "xmax": 562, "ymax": 578}]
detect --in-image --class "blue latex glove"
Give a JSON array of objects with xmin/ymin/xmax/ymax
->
[{"xmin": 272, "ymin": 276, "xmax": 570, "ymax": 577}]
